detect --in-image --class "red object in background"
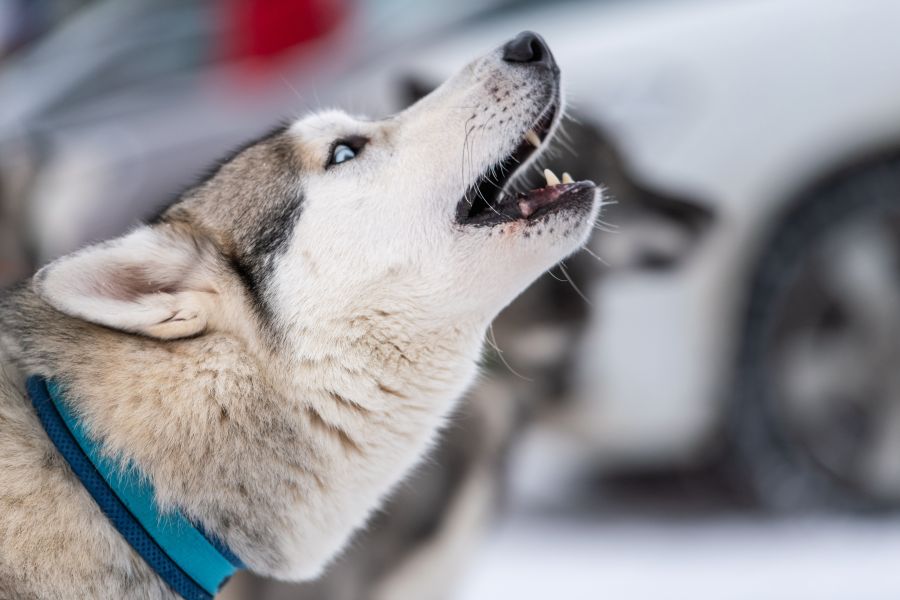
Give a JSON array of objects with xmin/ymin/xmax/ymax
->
[{"xmin": 221, "ymin": 0, "xmax": 349, "ymax": 70}]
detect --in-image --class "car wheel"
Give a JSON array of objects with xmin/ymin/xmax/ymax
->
[{"xmin": 731, "ymin": 154, "xmax": 900, "ymax": 511}]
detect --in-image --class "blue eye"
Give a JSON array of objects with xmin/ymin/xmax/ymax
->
[{"xmin": 331, "ymin": 144, "xmax": 357, "ymax": 165}]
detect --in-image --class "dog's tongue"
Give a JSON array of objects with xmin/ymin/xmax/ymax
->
[{"xmin": 518, "ymin": 169, "xmax": 574, "ymax": 217}]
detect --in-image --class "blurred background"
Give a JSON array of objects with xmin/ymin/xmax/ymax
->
[{"xmin": 4, "ymin": 0, "xmax": 900, "ymax": 598}]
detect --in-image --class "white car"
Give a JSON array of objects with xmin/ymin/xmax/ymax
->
[{"xmin": 382, "ymin": 0, "xmax": 900, "ymax": 509}]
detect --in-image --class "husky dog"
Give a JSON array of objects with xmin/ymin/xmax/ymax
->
[{"xmin": 0, "ymin": 32, "xmax": 599, "ymax": 599}]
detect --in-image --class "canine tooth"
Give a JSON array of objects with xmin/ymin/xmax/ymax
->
[
  {"xmin": 543, "ymin": 169, "xmax": 560, "ymax": 187},
  {"xmin": 525, "ymin": 129, "xmax": 541, "ymax": 148},
  {"xmin": 562, "ymin": 172, "xmax": 574, "ymax": 184}
]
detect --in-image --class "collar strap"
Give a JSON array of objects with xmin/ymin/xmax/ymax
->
[{"xmin": 27, "ymin": 376, "xmax": 244, "ymax": 600}]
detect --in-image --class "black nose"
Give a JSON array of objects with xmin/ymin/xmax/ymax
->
[{"xmin": 502, "ymin": 31, "xmax": 555, "ymax": 68}]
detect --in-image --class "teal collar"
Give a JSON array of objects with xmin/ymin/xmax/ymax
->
[{"xmin": 27, "ymin": 376, "xmax": 244, "ymax": 599}]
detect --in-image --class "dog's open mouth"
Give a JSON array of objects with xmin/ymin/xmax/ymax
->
[{"xmin": 456, "ymin": 101, "xmax": 595, "ymax": 227}]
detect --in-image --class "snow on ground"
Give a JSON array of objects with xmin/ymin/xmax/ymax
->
[{"xmin": 455, "ymin": 512, "xmax": 900, "ymax": 600}]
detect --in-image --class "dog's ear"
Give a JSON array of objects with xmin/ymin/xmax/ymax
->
[
  {"xmin": 398, "ymin": 74, "xmax": 438, "ymax": 107},
  {"xmin": 33, "ymin": 225, "xmax": 220, "ymax": 340}
]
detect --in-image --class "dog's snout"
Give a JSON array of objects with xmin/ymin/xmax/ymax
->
[{"xmin": 502, "ymin": 31, "xmax": 555, "ymax": 69}]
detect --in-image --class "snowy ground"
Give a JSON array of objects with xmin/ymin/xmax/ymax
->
[{"xmin": 455, "ymin": 512, "xmax": 900, "ymax": 600}]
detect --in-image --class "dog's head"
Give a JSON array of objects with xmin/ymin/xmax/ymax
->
[{"xmin": 33, "ymin": 32, "xmax": 600, "ymax": 342}]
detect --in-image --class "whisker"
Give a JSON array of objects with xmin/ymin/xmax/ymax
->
[
  {"xmin": 562, "ymin": 112, "xmax": 583, "ymax": 126},
  {"xmin": 553, "ymin": 137, "xmax": 579, "ymax": 158},
  {"xmin": 280, "ymin": 77, "xmax": 308, "ymax": 110},
  {"xmin": 486, "ymin": 324, "xmax": 533, "ymax": 382},
  {"xmin": 558, "ymin": 261, "xmax": 592, "ymax": 305},
  {"xmin": 547, "ymin": 268, "xmax": 567, "ymax": 282},
  {"xmin": 592, "ymin": 216, "xmax": 619, "ymax": 232},
  {"xmin": 581, "ymin": 244, "xmax": 609, "ymax": 266}
]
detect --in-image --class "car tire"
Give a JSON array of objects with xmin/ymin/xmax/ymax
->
[{"xmin": 730, "ymin": 152, "xmax": 900, "ymax": 512}]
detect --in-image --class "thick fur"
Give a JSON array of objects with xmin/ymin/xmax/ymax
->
[{"xmin": 0, "ymin": 40, "xmax": 599, "ymax": 599}]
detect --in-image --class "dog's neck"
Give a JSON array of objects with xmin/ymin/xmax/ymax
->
[{"xmin": 0, "ymin": 284, "xmax": 486, "ymax": 580}]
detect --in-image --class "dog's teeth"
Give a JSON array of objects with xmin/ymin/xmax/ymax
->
[
  {"xmin": 561, "ymin": 172, "xmax": 574, "ymax": 184},
  {"xmin": 543, "ymin": 169, "xmax": 560, "ymax": 187},
  {"xmin": 519, "ymin": 201, "xmax": 535, "ymax": 217},
  {"xmin": 525, "ymin": 129, "xmax": 541, "ymax": 148}
]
